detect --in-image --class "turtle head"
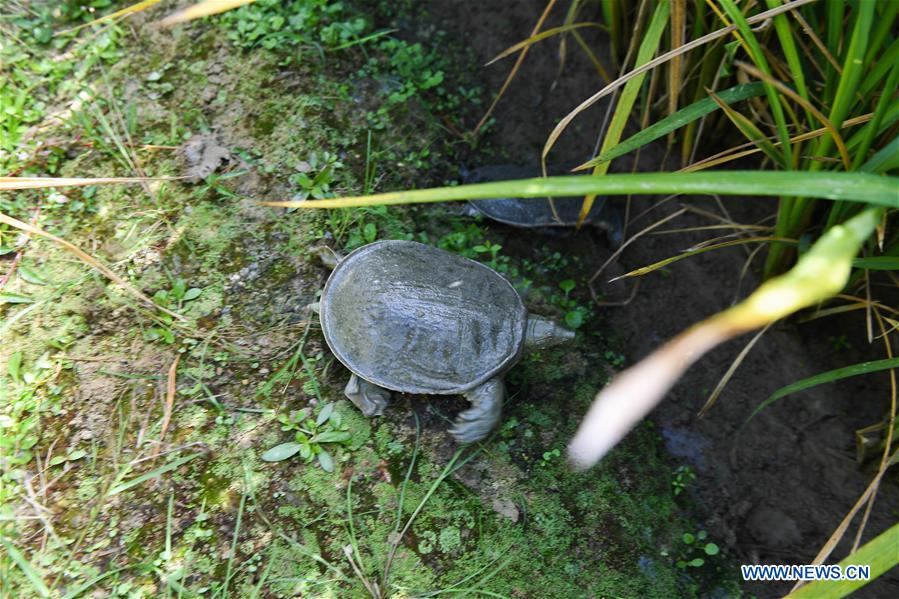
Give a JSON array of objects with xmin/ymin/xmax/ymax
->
[{"xmin": 524, "ymin": 316, "xmax": 575, "ymax": 350}]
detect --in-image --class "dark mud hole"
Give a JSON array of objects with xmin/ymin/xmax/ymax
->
[{"xmin": 421, "ymin": 1, "xmax": 899, "ymax": 597}]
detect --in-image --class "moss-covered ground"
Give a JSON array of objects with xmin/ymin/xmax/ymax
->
[{"xmin": 1, "ymin": 2, "xmax": 737, "ymax": 597}]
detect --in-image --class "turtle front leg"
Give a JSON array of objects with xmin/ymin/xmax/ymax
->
[
  {"xmin": 449, "ymin": 378, "xmax": 504, "ymax": 443},
  {"xmin": 345, "ymin": 374, "xmax": 391, "ymax": 417}
]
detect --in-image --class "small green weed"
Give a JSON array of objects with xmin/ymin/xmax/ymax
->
[
  {"xmin": 145, "ymin": 279, "xmax": 203, "ymax": 343},
  {"xmin": 289, "ymin": 151, "xmax": 343, "ymax": 200},
  {"xmin": 662, "ymin": 530, "xmax": 720, "ymax": 570},
  {"xmin": 672, "ymin": 465, "xmax": 696, "ymax": 497},
  {"xmin": 262, "ymin": 403, "xmax": 352, "ymax": 472},
  {"xmin": 218, "ymin": 0, "xmax": 367, "ymax": 52}
]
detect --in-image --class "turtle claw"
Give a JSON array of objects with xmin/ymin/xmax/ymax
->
[
  {"xmin": 450, "ymin": 378, "xmax": 504, "ymax": 443},
  {"xmin": 345, "ymin": 375, "xmax": 390, "ymax": 417}
]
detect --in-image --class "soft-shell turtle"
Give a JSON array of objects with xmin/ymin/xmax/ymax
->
[
  {"xmin": 315, "ymin": 240, "xmax": 574, "ymax": 443},
  {"xmin": 462, "ymin": 164, "xmax": 623, "ymax": 246}
]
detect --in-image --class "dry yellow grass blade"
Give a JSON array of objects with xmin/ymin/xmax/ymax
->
[
  {"xmin": 473, "ymin": 0, "xmax": 557, "ymax": 135},
  {"xmin": 485, "ymin": 23, "xmax": 603, "ymax": 66},
  {"xmin": 541, "ymin": 0, "xmax": 818, "ymax": 161},
  {"xmin": 668, "ymin": 0, "xmax": 686, "ymax": 127},
  {"xmin": 159, "ymin": 0, "xmax": 257, "ymax": 27},
  {"xmin": 0, "ymin": 212, "xmax": 183, "ymax": 321},
  {"xmin": 152, "ymin": 354, "xmax": 181, "ymax": 460},
  {"xmin": 0, "ymin": 177, "xmax": 170, "ymax": 190},
  {"xmin": 699, "ymin": 324, "xmax": 773, "ymax": 417},
  {"xmin": 680, "ymin": 112, "xmax": 873, "ymax": 173},
  {"xmin": 55, "ymin": 0, "xmax": 164, "ymax": 36}
]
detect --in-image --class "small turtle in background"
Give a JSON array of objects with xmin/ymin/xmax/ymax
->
[
  {"xmin": 311, "ymin": 240, "xmax": 575, "ymax": 443},
  {"xmin": 462, "ymin": 164, "xmax": 624, "ymax": 247}
]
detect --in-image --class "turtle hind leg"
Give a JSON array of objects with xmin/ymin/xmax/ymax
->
[
  {"xmin": 345, "ymin": 374, "xmax": 391, "ymax": 417},
  {"xmin": 449, "ymin": 378, "xmax": 504, "ymax": 443}
]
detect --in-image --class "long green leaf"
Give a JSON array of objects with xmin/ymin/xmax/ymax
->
[
  {"xmin": 580, "ymin": 0, "xmax": 670, "ymax": 221},
  {"xmin": 718, "ymin": 0, "xmax": 793, "ymax": 166},
  {"xmin": 0, "ymin": 539, "xmax": 50, "ymax": 597},
  {"xmin": 860, "ymin": 135, "xmax": 899, "ymax": 174},
  {"xmin": 748, "ymin": 358, "xmax": 899, "ymax": 422},
  {"xmin": 852, "ymin": 256, "xmax": 899, "ymax": 270},
  {"xmin": 709, "ymin": 90, "xmax": 787, "ymax": 168},
  {"xmin": 787, "ymin": 521, "xmax": 899, "ymax": 599},
  {"xmin": 576, "ymin": 82, "xmax": 766, "ymax": 169},
  {"xmin": 108, "ymin": 452, "xmax": 203, "ymax": 496},
  {"xmin": 260, "ymin": 171, "xmax": 899, "ymax": 210}
]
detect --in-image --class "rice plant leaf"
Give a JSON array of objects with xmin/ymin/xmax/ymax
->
[
  {"xmin": 786, "ymin": 521, "xmax": 899, "ymax": 599},
  {"xmin": 860, "ymin": 135, "xmax": 899, "ymax": 174},
  {"xmin": 578, "ymin": 0, "xmax": 670, "ymax": 225},
  {"xmin": 259, "ymin": 171, "xmax": 899, "ymax": 210},
  {"xmin": 748, "ymin": 358, "xmax": 899, "ymax": 422},
  {"xmin": 541, "ymin": 0, "xmax": 819, "ymax": 161},
  {"xmin": 717, "ymin": 0, "xmax": 793, "ymax": 167},
  {"xmin": 108, "ymin": 452, "xmax": 203, "ymax": 495},
  {"xmin": 0, "ymin": 538, "xmax": 51, "ymax": 597},
  {"xmin": 159, "ymin": 0, "xmax": 257, "ymax": 27},
  {"xmin": 708, "ymin": 90, "xmax": 787, "ymax": 168},
  {"xmin": 852, "ymin": 257, "xmax": 899, "ymax": 270},
  {"xmin": 0, "ymin": 292, "xmax": 33, "ymax": 304},
  {"xmin": 575, "ymin": 82, "xmax": 766, "ymax": 170}
]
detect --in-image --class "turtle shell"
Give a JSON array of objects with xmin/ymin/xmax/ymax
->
[
  {"xmin": 320, "ymin": 240, "xmax": 527, "ymax": 395},
  {"xmin": 463, "ymin": 164, "xmax": 608, "ymax": 228},
  {"xmin": 468, "ymin": 196, "xmax": 608, "ymax": 228}
]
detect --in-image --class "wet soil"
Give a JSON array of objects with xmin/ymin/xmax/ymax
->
[{"xmin": 425, "ymin": 1, "xmax": 899, "ymax": 598}]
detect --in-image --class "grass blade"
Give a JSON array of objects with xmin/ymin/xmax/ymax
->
[
  {"xmin": 0, "ymin": 539, "xmax": 50, "ymax": 597},
  {"xmin": 0, "ymin": 176, "xmax": 169, "ymax": 190},
  {"xmin": 108, "ymin": 452, "xmax": 203, "ymax": 496},
  {"xmin": 852, "ymin": 257, "xmax": 899, "ymax": 270},
  {"xmin": 716, "ymin": 0, "xmax": 794, "ymax": 167},
  {"xmin": 612, "ymin": 236, "xmax": 797, "ymax": 280},
  {"xmin": 541, "ymin": 0, "xmax": 819, "ymax": 162},
  {"xmin": 55, "ymin": 0, "xmax": 164, "ymax": 36},
  {"xmin": 709, "ymin": 90, "xmax": 787, "ymax": 168},
  {"xmin": 786, "ymin": 521, "xmax": 899, "ymax": 599},
  {"xmin": 259, "ymin": 171, "xmax": 899, "ymax": 209},
  {"xmin": 578, "ymin": 0, "xmax": 670, "ymax": 224},
  {"xmin": 574, "ymin": 82, "xmax": 766, "ymax": 170},
  {"xmin": 485, "ymin": 23, "xmax": 603, "ymax": 65},
  {"xmin": 747, "ymin": 358, "xmax": 899, "ymax": 422},
  {"xmin": 0, "ymin": 212, "xmax": 184, "ymax": 320}
]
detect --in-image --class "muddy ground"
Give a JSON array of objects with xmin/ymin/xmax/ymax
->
[{"xmin": 2, "ymin": 1, "xmax": 896, "ymax": 598}]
